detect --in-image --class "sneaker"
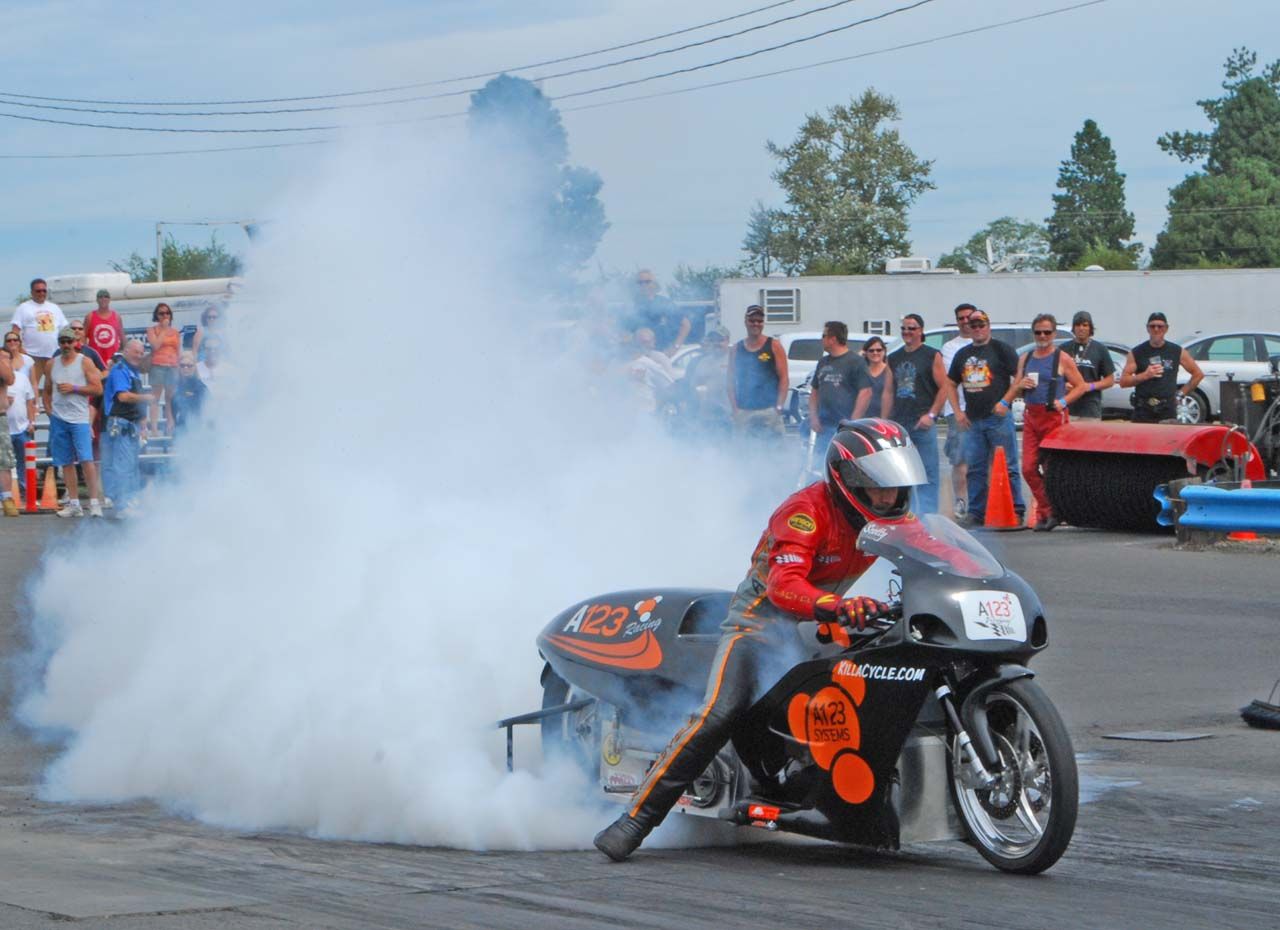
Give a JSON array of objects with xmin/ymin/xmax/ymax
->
[
  {"xmin": 956, "ymin": 513, "xmax": 980, "ymax": 529},
  {"xmin": 88, "ymin": 500, "xmax": 103, "ymax": 518},
  {"xmin": 102, "ymin": 497, "xmax": 114, "ymax": 510},
  {"xmin": 952, "ymin": 497, "xmax": 968, "ymax": 519},
  {"xmin": 2, "ymin": 498, "xmax": 18, "ymax": 517},
  {"xmin": 56, "ymin": 502, "xmax": 84, "ymax": 519}
]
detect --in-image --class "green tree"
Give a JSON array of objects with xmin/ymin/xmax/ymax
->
[
  {"xmin": 765, "ymin": 89, "xmax": 934, "ymax": 275},
  {"xmin": 1069, "ymin": 243, "xmax": 1140, "ymax": 271},
  {"xmin": 1151, "ymin": 48, "xmax": 1280, "ymax": 269},
  {"xmin": 740, "ymin": 201, "xmax": 795, "ymax": 276},
  {"xmin": 1046, "ymin": 119, "xmax": 1140, "ymax": 269},
  {"xmin": 111, "ymin": 234, "xmax": 242, "ymax": 282},
  {"xmin": 468, "ymin": 75, "xmax": 608, "ymax": 292},
  {"xmin": 937, "ymin": 217, "xmax": 1053, "ymax": 273},
  {"xmin": 669, "ymin": 263, "xmax": 744, "ymax": 300}
]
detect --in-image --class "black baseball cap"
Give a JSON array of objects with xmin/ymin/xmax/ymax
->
[
  {"xmin": 745, "ymin": 304, "xmax": 765, "ymax": 319},
  {"xmin": 1072, "ymin": 310, "xmax": 1092, "ymax": 326},
  {"xmin": 1147, "ymin": 311, "xmax": 1168, "ymax": 324}
]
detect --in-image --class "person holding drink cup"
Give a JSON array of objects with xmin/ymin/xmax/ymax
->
[
  {"xmin": 1011, "ymin": 314, "xmax": 1086, "ymax": 531},
  {"xmin": 1120, "ymin": 312, "xmax": 1204, "ymax": 423}
]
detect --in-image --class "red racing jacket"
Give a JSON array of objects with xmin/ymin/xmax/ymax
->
[{"xmin": 726, "ymin": 481, "xmax": 878, "ymax": 628}]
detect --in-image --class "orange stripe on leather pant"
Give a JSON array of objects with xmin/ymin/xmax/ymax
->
[{"xmin": 627, "ymin": 628, "xmax": 779, "ymax": 827}]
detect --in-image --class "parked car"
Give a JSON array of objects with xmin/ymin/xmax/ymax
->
[{"xmin": 1168, "ymin": 331, "xmax": 1280, "ymax": 424}]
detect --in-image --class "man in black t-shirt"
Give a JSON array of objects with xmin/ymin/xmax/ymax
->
[
  {"xmin": 887, "ymin": 313, "xmax": 954, "ymax": 514},
  {"xmin": 808, "ymin": 321, "xmax": 873, "ymax": 449},
  {"xmin": 1119, "ymin": 312, "xmax": 1204, "ymax": 423},
  {"xmin": 1066, "ymin": 311, "xmax": 1115, "ymax": 419},
  {"xmin": 947, "ymin": 309, "xmax": 1024, "ymax": 526}
]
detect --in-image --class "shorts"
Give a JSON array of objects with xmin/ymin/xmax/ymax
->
[
  {"xmin": 0, "ymin": 415, "xmax": 13, "ymax": 469},
  {"xmin": 48, "ymin": 415, "xmax": 93, "ymax": 466},
  {"xmin": 149, "ymin": 365, "xmax": 178, "ymax": 392},
  {"xmin": 944, "ymin": 413, "xmax": 967, "ymax": 466}
]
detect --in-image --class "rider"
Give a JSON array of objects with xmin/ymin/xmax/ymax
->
[{"xmin": 595, "ymin": 418, "xmax": 927, "ymax": 861}]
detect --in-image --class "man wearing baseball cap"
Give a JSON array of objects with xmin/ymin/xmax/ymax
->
[
  {"xmin": 1066, "ymin": 311, "xmax": 1115, "ymax": 419},
  {"xmin": 1120, "ymin": 312, "xmax": 1204, "ymax": 423},
  {"xmin": 727, "ymin": 304, "xmax": 788, "ymax": 438},
  {"xmin": 86, "ymin": 288, "xmax": 124, "ymax": 368}
]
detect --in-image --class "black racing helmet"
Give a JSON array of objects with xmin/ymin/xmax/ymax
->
[{"xmin": 825, "ymin": 418, "xmax": 927, "ymax": 529}]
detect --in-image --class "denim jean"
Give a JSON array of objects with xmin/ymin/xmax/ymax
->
[
  {"xmin": 906, "ymin": 422, "xmax": 940, "ymax": 514},
  {"xmin": 963, "ymin": 413, "xmax": 1024, "ymax": 521},
  {"xmin": 9, "ymin": 433, "xmax": 27, "ymax": 498},
  {"xmin": 101, "ymin": 418, "xmax": 142, "ymax": 507}
]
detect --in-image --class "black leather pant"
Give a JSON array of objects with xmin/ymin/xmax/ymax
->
[{"xmin": 627, "ymin": 626, "xmax": 785, "ymax": 830}]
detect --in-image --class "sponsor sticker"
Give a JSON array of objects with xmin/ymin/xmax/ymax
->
[
  {"xmin": 955, "ymin": 590, "xmax": 1027, "ymax": 641},
  {"xmin": 787, "ymin": 513, "xmax": 817, "ymax": 534}
]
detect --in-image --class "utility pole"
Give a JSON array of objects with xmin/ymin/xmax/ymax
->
[{"xmin": 156, "ymin": 223, "xmax": 165, "ymax": 282}]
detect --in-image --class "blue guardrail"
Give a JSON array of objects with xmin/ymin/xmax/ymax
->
[{"xmin": 1155, "ymin": 484, "xmax": 1280, "ymax": 533}]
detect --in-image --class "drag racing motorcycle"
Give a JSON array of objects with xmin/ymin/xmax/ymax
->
[{"xmin": 531, "ymin": 514, "xmax": 1077, "ymax": 874}]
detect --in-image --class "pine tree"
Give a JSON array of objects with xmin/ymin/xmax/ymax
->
[
  {"xmin": 1046, "ymin": 120, "xmax": 1139, "ymax": 270},
  {"xmin": 1150, "ymin": 49, "xmax": 1280, "ymax": 269}
]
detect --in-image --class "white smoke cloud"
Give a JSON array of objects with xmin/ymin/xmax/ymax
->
[{"xmin": 17, "ymin": 125, "xmax": 794, "ymax": 850}]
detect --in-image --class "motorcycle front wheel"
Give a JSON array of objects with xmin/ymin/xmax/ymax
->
[{"xmin": 948, "ymin": 678, "xmax": 1078, "ymax": 874}]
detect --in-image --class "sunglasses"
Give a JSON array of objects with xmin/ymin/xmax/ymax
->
[
  {"xmin": 968, "ymin": 320, "xmax": 989, "ymax": 329},
  {"xmin": 865, "ymin": 347, "xmax": 885, "ymax": 352},
  {"xmin": 900, "ymin": 325, "xmax": 921, "ymax": 331},
  {"xmin": 1148, "ymin": 323, "xmax": 1167, "ymax": 330},
  {"xmin": 58, "ymin": 338, "xmax": 74, "ymax": 344},
  {"xmin": 1033, "ymin": 329, "xmax": 1055, "ymax": 336}
]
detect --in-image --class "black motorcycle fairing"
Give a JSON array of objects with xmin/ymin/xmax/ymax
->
[
  {"xmin": 857, "ymin": 516, "xmax": 1048, "ymax": 659},
  {"xmin": 537, "ymin": 589, "xmax": 731, "ymax": 725},
  {"xmin": 734, "ymin": 641, "xmax": 939, "ymax": 845}
]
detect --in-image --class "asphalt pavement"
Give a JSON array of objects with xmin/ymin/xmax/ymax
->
[{"xmin": 1, "ymin": 517, "xmax": 1278, "ymax": 929}]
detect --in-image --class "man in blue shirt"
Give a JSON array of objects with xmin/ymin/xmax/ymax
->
[{"xmin": 101, "ymin": 339, "xmax": 153, "ymax": 514}]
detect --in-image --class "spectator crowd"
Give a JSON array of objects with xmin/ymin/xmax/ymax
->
[
  {"xmin": 568, "ymin": 271, "xmax": 1209, "ymax": 533},
  {"xmin": 3, "ymin": 278, "xmax": 222, "ymax": 519}
]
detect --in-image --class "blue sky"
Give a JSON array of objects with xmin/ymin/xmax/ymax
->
[{"xmin": 0, "ymin": 0, "xmax": 1274, "ymax": 298}]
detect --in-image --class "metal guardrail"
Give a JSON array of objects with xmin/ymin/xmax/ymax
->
[{"xmin": 1156, "ymin": 480, "xmax": 1280, "ymax": 533}]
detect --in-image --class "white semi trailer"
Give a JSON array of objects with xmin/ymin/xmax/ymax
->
[{"xmin": 717, "ymin": 267, "xmax": 1280, "ymax": 346}]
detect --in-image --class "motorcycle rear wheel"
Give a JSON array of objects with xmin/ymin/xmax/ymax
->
[
  {"xmin": 540, "ymin": 666, "xmax": 601, "ymax": 783},
  {"xmin": 948, "ymin": 678, "xmax": 1078, "ymax": 874}
]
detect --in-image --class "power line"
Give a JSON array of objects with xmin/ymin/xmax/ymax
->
[
  {"xmin": 0, "ymin": 0, "xmax": 1104, "ymax": 154},
  {"xmin": 0, "ymin": 0, "xmax": 934, "ymax": 134},
  {"xmin": 0, "ymin": 0, "xmax": 815, "ymax": 108},
  {"xmin": 559, "ymin": 0, "xmax": 1106, "ymax": 112},
  {"xmin": 0, "ymin": 0, "xmax": 881, "ymax": 119}
]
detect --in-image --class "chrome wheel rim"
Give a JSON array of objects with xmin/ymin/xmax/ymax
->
[{"xmin": 953, "ymin": 693, "xmax": 1054, "ymax": 859}]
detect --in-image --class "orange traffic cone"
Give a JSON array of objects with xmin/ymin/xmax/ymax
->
[
  {"xmin": 984, "ymin": 446, "xmax": 1026, "ymax": 531},
  {"xmin": 39, "ymin": 467, "xmax": 59, "ymax": 510}
]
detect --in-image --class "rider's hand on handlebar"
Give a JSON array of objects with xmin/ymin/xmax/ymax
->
[{"xmin": 836, "ymin": 596, "xmax": 889, "ymax": 632}]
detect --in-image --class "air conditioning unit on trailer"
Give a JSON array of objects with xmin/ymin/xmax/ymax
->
[{"xmin": 884, "ymin": 257, "xmax": 933, "ymax": 274}]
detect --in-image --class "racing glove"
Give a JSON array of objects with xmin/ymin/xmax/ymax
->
[{"xmin": 814, "ymin": 595, "xmax": 889, "ymax": 633}]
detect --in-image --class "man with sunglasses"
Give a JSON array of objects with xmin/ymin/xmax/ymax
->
[
  {"xmin": 948, "ymin": 309, "xmax": 1024, "ymax": 526},
  {"xmin": 1011, "ymin": 314, "xmax": 1086, "ymax": 531},
  {"xmin": 41, "ymin": 327, "xmax": 104, "ymax": 518},
  {"xmin": 1120, "ymin": 312, "xmax": 1204, "ymax": 423},
  {"xmin": 888, "ymin": 313, "xmax": 955, "ymax": 514},
  {"xmin": 9, "ymin": 278, "xmax": 68, "ymax": 404}
]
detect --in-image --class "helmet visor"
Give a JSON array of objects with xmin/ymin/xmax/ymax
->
[{"xmin": 836, "ymin": 444, "xmax": 927, "ymax": 489}]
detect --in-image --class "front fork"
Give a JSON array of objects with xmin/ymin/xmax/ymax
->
[{"xmin": 935, "ymin": 677, "xmax": 1000, "ymax": 790}]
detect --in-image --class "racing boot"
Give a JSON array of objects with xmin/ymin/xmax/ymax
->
[{"xmin": 593, "ymin": 813, "xmax": 651, "ymax": 862}]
